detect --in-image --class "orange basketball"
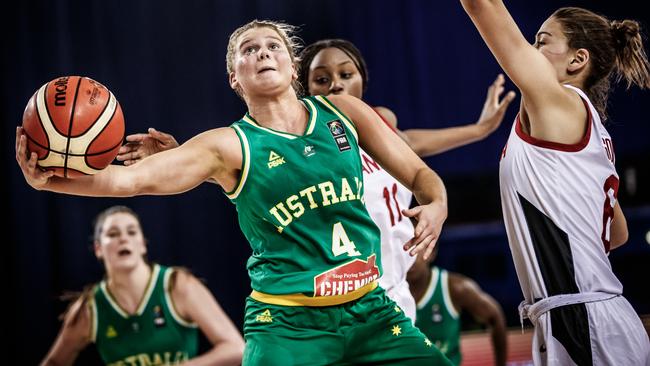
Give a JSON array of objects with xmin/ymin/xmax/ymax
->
[{"xmin": 22, "ymin": 76, "xmax": 125, "ymax": 178}]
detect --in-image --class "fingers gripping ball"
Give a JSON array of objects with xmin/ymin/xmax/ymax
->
[{"xmin": 22, "ymin": 76, "xmax": 125, "ymax": 178}]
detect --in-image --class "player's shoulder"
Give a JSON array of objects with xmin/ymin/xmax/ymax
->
[
  {"xmin": 447, "ymin": 271, "xmax": 481, "ymax": 297},
  {"xmin": 166, "ymin": 266, "xmax": 204, "ymax": 296},
  {"xmin": 324, "ymin": 94, "xmax": 365, "ymax": 112},
  {"xmin": 185, "ymin": 127, "xmax": 241, "ymax": 162},
  {"xmin": 373, "ymin": 106, "xmax": 397, "ymax": 124},
  {"xmin": 192, "ymin": 127, "xmax": 238, "ymax": 143}
]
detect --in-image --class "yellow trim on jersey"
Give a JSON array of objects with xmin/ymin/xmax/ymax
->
[
  {"xmin": 100, "ymin": 264, "xmax": 160, "ymax": 318},
  {"xmin": 241, "ymin": 98, "xmax": 318, "ymax": 139},
  {"xmin": 163, "ymin": 268, "xmax": 198, "ymax": 328},
  {"xmin": 303, "ymin": 98, "xmax": 318, "ymax": 135},
  {"xmin": 226, "ymin": 125, "xmax": 250, "ymax": 200},
  {"xmin": 314, "ymin": 95, "xmax": 358, "ymax": 142},
  {"xmin": 242, "ymin": 115, "xmax": 298, "ymax": 139},
  {"xmin": 250, "ymin": 281, "xmax": 377, "ymax": 307},
  {"xmin": 90, "ymin": 296, "xmax": 98, "ymax": 343}
]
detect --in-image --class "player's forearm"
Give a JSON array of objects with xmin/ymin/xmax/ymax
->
[
  {"xmin": 403, "ymin": 124, "xmax": 487, "ymax": 158},
  {"xmin": 411, "ymin": 167, "xmax": 447, "ymax": 208},
  {"xmin": 184, "ymin": 341, "xmax": 244, "ymax": 366},
  {"xmin": 43, "ymin": 165, "xmax": 138, "ymax": 197},
  {"xmin": 489, "ymin": 316, "xmax": 508, "ymax": 366}
]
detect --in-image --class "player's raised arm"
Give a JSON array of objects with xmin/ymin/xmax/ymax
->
[
  {"xmin": 328, "ymin": 94, "xmax": 447, "ymax": 260},
  {"xmin": 16, "ymin": 126, "xmax": 241, "ymax": 197},
  {"xmin": 459, "ymin": 0, "xmax": 568, "ymax": 107}
]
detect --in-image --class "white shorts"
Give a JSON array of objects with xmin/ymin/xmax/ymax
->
[
  {"xmin": 532, "ymin": 295, "xmax": 649, "ymax": 365},
  {"xmin": 383, "ymin": 278, "xmax": 417, "ymax": 324}
]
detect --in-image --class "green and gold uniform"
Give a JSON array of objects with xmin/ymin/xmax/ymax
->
[
  {"xmin": 228, "ymin": 95, "xmax": 451, "ymax": 365},
  {"xmin": 415, "ymin": 267, "xmax": 462, "ymax": 365},
  {"xmin": 91, "ymin": 264, "xmax": 198, "ymax": 366}
]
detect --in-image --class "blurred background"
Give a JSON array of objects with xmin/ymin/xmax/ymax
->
[{"xmin": 4, "ymin": 0, "xmax": 649, "ymax": 363}]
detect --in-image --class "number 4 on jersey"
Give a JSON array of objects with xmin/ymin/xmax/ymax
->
[{"xmin": 332, "ymin": 222, "xmax": 361, "ymax": 257}]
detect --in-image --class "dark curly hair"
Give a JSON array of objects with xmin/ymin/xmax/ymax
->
[{"xmin": 298, "ymin": 39, "xmax": 369, "ymax": 96}]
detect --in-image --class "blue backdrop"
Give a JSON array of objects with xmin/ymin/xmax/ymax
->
[{"xmin": 4, "ymin": 0, "xmax": 649, "ymax": 363}]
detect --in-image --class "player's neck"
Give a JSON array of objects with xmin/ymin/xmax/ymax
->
[
  {"xmin": 247, "ymin": 93, "xmax": 308, "ymax": 135},
  {"xmin": 106, "ymin": 263, "xmax": 152, "ymax": 314}
]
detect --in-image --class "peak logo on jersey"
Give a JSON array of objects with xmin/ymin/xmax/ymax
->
[
  {"xmin": 153, "ymin": 305, "xmax": 166, "ymax": 328},
  {"xmin": 267, "ymin": 150, "xmax": 286, "ymax": 169},
  {"xmin": 256, "ymin": 309, "xmax": 273, "ymax": 323},
  {"xmin": 106, "ymin": 325, "xmax": 118, "ymax": 338},
  {"xmin": 327, "ymin": 120, "xmax": 351, "ymax": 152}
]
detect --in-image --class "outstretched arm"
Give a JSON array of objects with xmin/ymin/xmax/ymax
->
[
  {"xmin": 16, "ymin": 126, "xmax": 240, "ymax": 197},
  {"xmin": 40, "ymin": 298, "xmax": 92, "ymax": 366},
  {"xmin": 329, "ymin": 94, "xmax": 447, "ymax": 260},
  {"xmin": 449, "ymin": 273, "xmax": 507, "ymax": 366},
  {"xmin": 401, "ymin": 74, "xmax": 515, "ymax": 157},
  {"xmin": 170, "ymin": 270, "xmax": 244, "ymax": 366}
]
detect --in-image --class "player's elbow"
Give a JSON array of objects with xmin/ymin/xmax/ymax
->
[
  {"xmin": 610, "ymin": 229, "xmax": 629, "ymax": 250},
  {"xmin": 231, "ymin": 340, "xmax": 245, "ymax": 363},
  {"xmin": 218, "ymin": 339, "xmax": 245, "ymax": 366},
  {"xmin": 485, "ymin": 303, "xmax": 506, "ymax": 330}
]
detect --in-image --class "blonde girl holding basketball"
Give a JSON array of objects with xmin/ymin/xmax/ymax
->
[{"xmin": 18, "ymin": 20, "xmax": 452, "ymax": 365}]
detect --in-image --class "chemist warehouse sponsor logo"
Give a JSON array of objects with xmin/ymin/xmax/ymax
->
[{"xmin": 314, "ymin": 255, "xmax": 379, "ymax": 296}]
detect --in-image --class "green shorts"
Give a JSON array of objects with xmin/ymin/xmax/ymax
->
[{"xmin": 243, "ymin": 287, "xmax": 452, "ymax": 365}]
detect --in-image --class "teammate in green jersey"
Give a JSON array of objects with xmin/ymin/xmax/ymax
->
[
  {"xmin": 407, "ymin": 246, "xmax": 507, "ymax": 366},
  {"xmin": 40, "ymin": 206, "xmax": 244, "ymax": 366},
  {"xmin": 18, "ymin": 20, "xmax": 451, "ymax": 365}
]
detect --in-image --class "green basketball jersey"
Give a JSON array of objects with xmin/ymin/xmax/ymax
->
[
  {"xmin": 91, "ymin": 264, "xmax": 198, "ymax": 366},
  {"xmin": 415, "ymin": 267, "xmax": 461, "ymax": 365},
  {"xmin": 226, "ymin": 95, "xmax": 382, "ymax": 297}
]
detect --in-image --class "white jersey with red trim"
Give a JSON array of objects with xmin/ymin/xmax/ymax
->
[
  {"xmin": 500, "ymin": 85, "xmax": 649, "ymax": 365},
  {"xmin": 499, "ymin": 85, "xmax": 622, "ymax": 304},
  {"xmin": 360, "ymin": 148, "xmax": 417, "ymax": 321}
]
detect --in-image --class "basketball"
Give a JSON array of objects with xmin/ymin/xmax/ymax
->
[{"xmin": 22, "ymin": 76, "xmax": 125, "ymax": 178}]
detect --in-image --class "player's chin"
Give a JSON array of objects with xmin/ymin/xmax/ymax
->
[{"xmin": 111, "ymin": 255, "xmax": 140, "ymax": 270}]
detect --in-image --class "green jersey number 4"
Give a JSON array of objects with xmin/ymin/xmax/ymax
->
[{"xmin": 332, "ymin": 222, "xmax": 361, "ymax": 257}]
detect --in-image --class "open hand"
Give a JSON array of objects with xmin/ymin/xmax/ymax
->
[
  {"xmin": 15, "ymin": 126, "xmax": 54, "ymax": 189},
  {"xmin": 402, "ymin": 200, "xmax": 447, "ymax": 260},
  {"xmin": 476, "ymin": 74, "xmax": 516, "ymax": 136},
  {"xmin": 117, "ymin": 128, "xmax": 179, "ymax": 166}
]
